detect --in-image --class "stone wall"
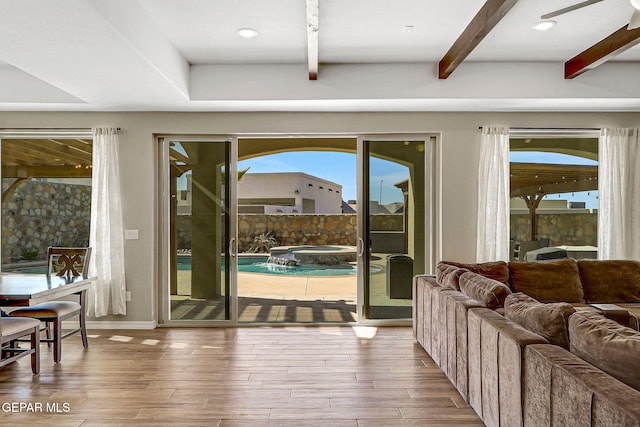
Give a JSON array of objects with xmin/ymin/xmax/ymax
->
[
  {"xmin": 510, "ymin": 213, "xmax": 597, "ymax": 246},
  {"xmin": 176, "ymin": 213, "xmax": 404, "ymax": 252},
  {"xmin": 1, "ymin": 180, "xmax": 91, "ymax": 263}
]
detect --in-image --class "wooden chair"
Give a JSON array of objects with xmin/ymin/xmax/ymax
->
[
  {"xmin": 9, "ymin": 247, "xmax": 91, "ymax": 363},
  {"xmin": 1, "ymin": 317, "xmax": 40, "ymax": 374}
]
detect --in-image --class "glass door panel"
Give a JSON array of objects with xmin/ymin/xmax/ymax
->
[
  {"xmin": 359, "ymin": 138, "xmax": 430, "ymax": 320},
  {"xmin": 167, "ymin": 139, "xmax": 233, "ymax": 321},
  {"xmin": 236, "ymin": 137, "xmax": 357, "ymax": 323}
]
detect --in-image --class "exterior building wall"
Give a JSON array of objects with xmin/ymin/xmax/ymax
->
[
  {"xmin": 510, "ymin": 213, "xmax": 597, "ymax": 246},
  {"xmin": 237, "ymin": 172, "xmax": 343, "ymax": 214},
  {"xmin": 1, "ymin": 180, "xmax": 91, "ymax": 263}
]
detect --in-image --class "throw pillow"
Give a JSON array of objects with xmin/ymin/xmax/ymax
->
[
  {"xmin": 577, "ymin": 259, "xmax": 640, "ymax": 303},
  {"xmin": 458, "ymin": 271, "xmax": 512, "ymax": 310},
  {"xmin": 508, "ymin": 258, "xmax": 585, "ymax": 303},
  {"xmin": 504, "ymin": 292, "xmax": 576, "ymax": 350},
  {"xmin": 436, "ymin": 263, "xmax": 466, "ymax": 291},
  {"xmin": 440, "ymin": 260, "xmax": 509, "ymax": 284}
]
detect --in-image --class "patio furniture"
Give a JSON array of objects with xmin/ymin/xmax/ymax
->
[
  {"xmin": 1, "ymin": 317, "xmax": 40, "ymax": 374},
  {"xmin": 524, "ymin": 246, "xmax": 568, "ymax": 261},
  {"xmin": 509, "ymin": 240, "xmax": 516, "ymax": 261},
  {"xmin": 537, "ymin": 237, "xmax": 550, "ymax": 247},
  {"xmin": 556, "ymin": 245, "xmax": 598, "ymax": 259},
  {"xmin": 517, "ymin": 240, "xmax": 541, "ymax": 261},
  {"xmin": 9, "ymin": 247, "xmax": 92, "ymax": 363}
]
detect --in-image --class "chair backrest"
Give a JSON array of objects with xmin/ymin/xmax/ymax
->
[
  {"xmin": 518, "ymin": 241, "xmax": 541, "ymax": 261},
  {"xmin": 47, "ymin": 247, "xmax": 92, "ymax": 279}
]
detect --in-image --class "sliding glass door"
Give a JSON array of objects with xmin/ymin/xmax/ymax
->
[
  {"xmin": 160, "ymin": 134, "xmax": 434, "ymax": 325},
  {"xmin": 162, "ymin": 137, "xmax": 237, "ymax": 323},
  {"xmin": 357, "ymin": 136, "xmax": 433, "ymax": 320}
]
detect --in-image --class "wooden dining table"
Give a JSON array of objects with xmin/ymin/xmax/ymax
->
[{"xmin": 0, "ymin": 273, "xmax": 95, "ymax": 312}]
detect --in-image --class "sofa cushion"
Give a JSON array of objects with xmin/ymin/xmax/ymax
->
[
  {"xmin": 436, "ymin": 263, "xmax": 467, "ymax": 291},
  {"xmin": 440, "ymin": 261, "xmax": 508, "ymax": 284},
  {"xmin": 504, "ymin": 292, "xmax": 576, "ymax": 350},
  {"xmin": 508, "ymin": 258, "xmax": 585, "ymax": 303},
  {"xmin": 459, "ymin": 272, "xmax": 511, "ymax": 310},
  {"xmin": 569, "ymin": 311, "xmax": 640, "ymax": 392},
  {"xmin": 577, "ymin": 259, "xmax": 640, "ymax": 303}
]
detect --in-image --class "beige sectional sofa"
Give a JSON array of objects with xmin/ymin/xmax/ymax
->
[{"xmin": 413, "ymin": 258, "xmax": 640, "ymax": 427}]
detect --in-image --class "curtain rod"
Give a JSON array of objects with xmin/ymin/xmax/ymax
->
[
  {"xmin": 478, "ymin": 126, "xmax": 601, "ymax": 131},
  {"xmin": 0, "ymin": 127, "xmax": 120, "ymax": 137},
  {"xmin": 0, "ymin": 127, "xmax": 121, "ymax": 131}
]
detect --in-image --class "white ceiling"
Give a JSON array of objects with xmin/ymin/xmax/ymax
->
[{"xmin": 0, "ymin": 0, "xmax": 639, "ymax": 112}]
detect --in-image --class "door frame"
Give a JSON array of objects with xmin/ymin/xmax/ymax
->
[{"xmin": 157, "ymin": 132, "xmax": 438, "ymax": 326}]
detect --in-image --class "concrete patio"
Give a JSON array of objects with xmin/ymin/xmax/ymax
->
[{"xmin": 170, "ymin": 254, "xmax": 412, "ymax": 322}]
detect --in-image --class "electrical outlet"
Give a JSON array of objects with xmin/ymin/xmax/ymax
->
[{"xmin": 125, "ymin": 291, "xmax": 131, "ymax": 302}]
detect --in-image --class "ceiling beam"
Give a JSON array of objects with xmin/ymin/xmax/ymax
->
[
  {"xmin": 565, "ymin": 25, "xmax": 640, "ymax": 79},
  {"xmin": 438, "ymin": 0, "xmax": 520, "ymax": 79},
  {"xmin": 306, "ymin": 0, "xmax": 319, "ymax": 80}
]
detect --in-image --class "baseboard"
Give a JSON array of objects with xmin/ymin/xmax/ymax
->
[{"xmin": 62, "ymin": 320, "xmax": 157, "ymax": 330}]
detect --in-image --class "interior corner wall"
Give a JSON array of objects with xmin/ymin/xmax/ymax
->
[{"xmin": 1, "ymin": 111, "xmax": 638, "ymax": 324}]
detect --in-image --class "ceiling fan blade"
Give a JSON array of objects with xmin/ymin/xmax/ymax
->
[
  {"xmin": 629, "ymin": 9, "xmax": 640, "ymax": 30},
  {"xmin": 541, "ymin": 0, "xmax": 604, "ymax": 20}
]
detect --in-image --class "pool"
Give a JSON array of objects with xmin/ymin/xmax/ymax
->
[
  {"xmin": 177, "ymin": 254, "xmax": 382, "ymax": 276},
  {"xmin": 8, "ymin": 254, "xmax": 383, "ymax": 277}
]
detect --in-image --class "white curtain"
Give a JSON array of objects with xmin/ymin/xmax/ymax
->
[
  {"xmin": 598, "ymin": 128, "xmax": 640, "ymax": 260},
  {"xmin": 477, "ymin": 127, "xmax": 510, "ymax": 262},
  {"xmin": 88, "ymin": 127, "xmax": 127, "ymax": 316}
]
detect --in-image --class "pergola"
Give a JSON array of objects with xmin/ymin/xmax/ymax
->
[
  {"xmin": 1, "ymin": 138, "xmax": 93, "ymax": 202},
  {"xmin": 510, "ymin": 162, "xmax": 598, "ymax": 241}
]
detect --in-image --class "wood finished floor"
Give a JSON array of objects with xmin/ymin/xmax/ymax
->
[{"xmin": 0, "ymin": 327, "xmax": 483, "ymax": 426}]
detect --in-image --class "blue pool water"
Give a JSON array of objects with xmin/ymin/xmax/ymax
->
[
  {"xmin": 178, "ymin": 255, "xmax": 382, "ymax": 276},
  {"xmin": 5, "ymin": 266, "xmax": 47, "ymax": 274},
  {"xmin": 9, "ymin": 255, "xmax": 382, "ymax": 277}
]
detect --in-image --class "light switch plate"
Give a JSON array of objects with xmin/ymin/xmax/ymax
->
[{"xmin": 125, "ymin": 229, "xmax": 139, "ymax": 240}]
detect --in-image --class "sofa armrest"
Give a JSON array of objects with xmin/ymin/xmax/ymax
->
[
  {"xmin": 524, "ymin": 344, "xmax": 640, "ymax": 426},
  {"xmin": 413, "ymin": 275, "xmax": 441, "ymax": 353},
  {"xmin": 468, "ymin": 308, "xmax": 548, "ymax": 427}
]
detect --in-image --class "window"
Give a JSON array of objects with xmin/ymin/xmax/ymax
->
[
  {"xmin": 509, "ymin": 135, "xmax": 598, "ymax": 261},
  {"xmin": 1, "ymin": 137, "xmax": 92, "ymax": 270}
]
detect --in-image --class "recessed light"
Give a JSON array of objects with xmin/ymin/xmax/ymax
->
[
  {"xmin": 236, "ymin": 28, "xmax": 258, "ymax": 38},
  {"xmin": 403, "ymin": 25, "xmax": 414, "ymax": 33},
  {"xmin": 532, "ymin": 20, "xmax": 556, "ymax": 31}
]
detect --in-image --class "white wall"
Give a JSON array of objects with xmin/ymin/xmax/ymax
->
[
  {"xmin": 238, "ymin": 172, "xmax": 342, "ymax": 214},
  {"xmin": 1, "ymin": 111, "xmax": 638, "ymax": 325}
]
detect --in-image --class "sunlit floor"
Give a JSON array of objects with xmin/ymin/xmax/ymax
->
[
  {"xmin": 170, "ymin": 254, "xmax": 413, "ymax": 322},
  {"xmin": 0, "ymin": 327, "xmax": 483, "ymax": 426}
]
